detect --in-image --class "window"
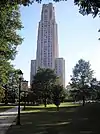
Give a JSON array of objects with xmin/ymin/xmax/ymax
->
[
  {"xmin": 45, "ymin": 9, "xmax": 48, "ymax": 13},
  {"xmin": 44, "ymin": 24, "xmax": 47, "ymax": 27}
]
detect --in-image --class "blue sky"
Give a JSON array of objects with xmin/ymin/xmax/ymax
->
[{"xmin": 12, "ymin": 0, "xmax": 100, "ymax": 86}]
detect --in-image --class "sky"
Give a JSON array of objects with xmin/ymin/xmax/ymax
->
[{"xmin": 12, "ymin": 0, "xmax": 100, "ymax": 86}]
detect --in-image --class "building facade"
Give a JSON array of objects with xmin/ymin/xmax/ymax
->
[
  {"xmin": 30, "ymin": 60, "xmax": 36, "ymax": 84},
  {"xmin": 55, "ymin": 58, "xmax": 65, "ymax": 87},
  {"xmin": 36, "ymin": 3, "xmax": 59, "ymax": 69},
  {"xmin": 30, "ymin": 3, "xmax": 65, "ymax": 86}
]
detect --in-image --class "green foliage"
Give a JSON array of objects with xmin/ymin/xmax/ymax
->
[
  {"xmin": 0, "ymin": 4, "xmax": 23, "ymax": 61},
  {"xmin": 70, "ymin": 59, "xmax": 94, "ymax": 105},
  {"xmin": 52, "ymin": 84, "xmax": 66, "ymax": 107},
  {"xmin": 0, "ymin": 61, "xmax": 12, "ymax": 84},
  {"xmin": 0, "ymin": 86, "xmax": 5, "ymax": 102},
  {"xmin": 7, "ymin": 69, "xmax": 21, "ymax": 103},
  {"xmin": 1, "ymin": 68, "xmax": 20, "ymax": 103},
  {"xmin": 90, "ymin": 78, "xmax": 100, "ymax": 100},
  {"xmin": 0, "ymin": 0, "xmax": 34, "ymax": 7},
  {"xmin": 74, "ymin": 0, "xmax": 100, "ymax": 18},
  {"xmin": 0, "ymin": 2, "xmax": 23, "ymax": 100},
  {"xmin": 31, "ymin": 68, "xmax": 57, "ymax": 106},
  {"xmin": 70, "ymin": 59, "xmax": 93, "ymax": 89},
  {"xmin": 1, "ymin": 0, "xmax": 100, "ymax": 18}
]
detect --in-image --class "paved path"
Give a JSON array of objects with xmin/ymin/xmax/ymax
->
[{"xmin": 0, "ymin": 106, "xmax": 23, "ymax": 134}]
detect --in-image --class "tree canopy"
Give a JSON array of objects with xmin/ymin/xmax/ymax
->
[
  {"xmin": 70, "ymin": 59, "xmax": 94, "ymax": 105},
  {"xmin": 74, "ymin": 0, "xmax": 100, "ymax": 18},
  {"xmin": 52, "ymin": 84, "xmax": 66, "ymax": 110},
  {"xmin": 0, "ymin": 4, "xmax": 23, "ymax": 61},
  {"xmin": 70, "ymin": 59, "xmax": 93, "ymax": 89},
  {"xmin": 0, "ymin": 4, "xmax": 23, "ymax": 83},
  {"xmin": 0, "ymin": 3, "xmax": 23, "ymax": 101},
  {"xmin": 31, "ymin": 68, "xmax": 57, "ymax": 107}
]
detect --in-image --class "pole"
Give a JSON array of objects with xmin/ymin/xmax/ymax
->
[
  {"xmin": 24, "ymin": 91, "xmax": 26, "ymax": 110},
  {"xmin": 16, "ymin": 78, "xmax": 21, "ymax": 125}
]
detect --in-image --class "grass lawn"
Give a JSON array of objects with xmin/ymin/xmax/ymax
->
[
  {"xmin": 7, "ymin": 102, "xmax": 100, "ymax": 134},
  {"xmin": 0, "ymin": 106, "xmax": 15, "ymax": 112}
]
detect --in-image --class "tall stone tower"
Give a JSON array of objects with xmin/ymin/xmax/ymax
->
[
  {"xmin": 30, "ymin": 3, "xmax": 65, "ymax": 87},
  {"xmin": 36, "ymin": 3, "xmax": 59, "ymax": 69}
]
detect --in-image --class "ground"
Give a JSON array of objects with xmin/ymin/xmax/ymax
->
[
  {"xmin": 6, "ymin": 102, "xmax": 100, "ymax": 134},
  {"xmin": 0, "ymin": 106, "xmax": 14, "ymax": 112}
]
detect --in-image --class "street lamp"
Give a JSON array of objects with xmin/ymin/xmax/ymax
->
[{"xmin": 16, "ymin": 70, "xmax": 23, "ymax": 125}]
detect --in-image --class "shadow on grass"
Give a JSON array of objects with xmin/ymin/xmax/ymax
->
[{"xmin": 7, "ymin": 103, "xmax": 100, "ymax": 134}]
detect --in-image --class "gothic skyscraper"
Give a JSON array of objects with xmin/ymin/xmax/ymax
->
[
  {"xmin": 36, "ymin": 3, "xmax": 59, "ymax": 69},
  {"xmin": 30, "ymin": 3, "xmax": 65, "ymax": 86}
]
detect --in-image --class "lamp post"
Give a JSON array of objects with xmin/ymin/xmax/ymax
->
[{"xmin": 16, "ymin": 70, "xmax": 23, "ymax": 125}]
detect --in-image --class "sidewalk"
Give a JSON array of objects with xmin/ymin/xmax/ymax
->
[{"xmin": 0, "ymin": 106, "xmax": 23, "ymax": 134}]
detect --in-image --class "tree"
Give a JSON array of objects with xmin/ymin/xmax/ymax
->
[
  {"xmin": 0, "ymin": 4, "xmax": 23, "ymax": 61},
  {"xmin": 7, "ymin": 69, "xmax": 21, "ymax": 103},
  {"xmin": 0, "ymin": 62, "xmax": 13, "ymax": 103},
  {"xmin": 1, "ymin": 68, "xmax": 20, "ymax": 104},
  {"xmin": 90, "ymin": 78, "xmax": 100, "ymax": 101},
  {"xmin": 52, "ymin": 84, "xmax": 66, "ymax": 111},
  {"xmin": 0, "ymin": 3, "xmax": 23, "ymax": 97},
  {"xmin": 0, "ymin": 61, "xmax": 12, "ymax": 85},
  {"xmin": 31, "ymin": 68, "xmax": 57, "ymax": 107},
  {"xmin": 70, "ymin": 59, "xmax": 94, "ymax": 106}
]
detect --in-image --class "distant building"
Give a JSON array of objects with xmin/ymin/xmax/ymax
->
[
  {"xmin": 36, "ymin": 3, "xmax": 58, "ymax": 69},
  {"xmin": 30, "ymin": 3, "xmax": 65, "ymax": 86},
  {"xmin": 30, "ymin": 60, "xmax": 36, "ymax": 84},
  {"xmin": 55, "ymin": 58, "xmax": 65, "ymax": 87}
]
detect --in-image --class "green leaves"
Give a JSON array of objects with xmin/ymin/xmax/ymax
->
[
  {"xmin": 0, "ymin": 0, "xmax": 100, "ymax": 18},
  {"xmin": 31, "ymin": 68, "xmax": 66, "ymax": 106},
  {"xmin": 52, "ymin": 84, "xmax": 65, "ymax": 106},
  {"xmin": 31, "ymin": 68, "xmax": 57, "ymax": 106},
  {"xmin": 0, "ymin": 3, "xmax": 23, "ymax": 101},
  {"xmin": 0, "ymin": 4, "xmax": 23, "ymax": 61},
  {"xmin": 0, "ymin": 86, "xmax": 5, "ymax": 102},
  {"xmin": 71, "ymin": 59, "xmax": 93, "ymax": 89},
  {"xmin": 34, "ymin": 68, "xmax": 57, "ymax": 85},
  {"xmin": 70, "ymin": 59, "xmax": 94, "ymax": 104},
  {"xmin": 74, "ymin": 0, "xmax": 100, "ymax": 17}
]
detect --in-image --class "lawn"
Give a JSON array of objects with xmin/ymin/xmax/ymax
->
[
  {"xmin": 0, "ymin": 106, "xmax": 15, "ymax": 112},
  {"xmin": 21, "ymin": 102, "xmax": 80, "ymax": 113},
  {"xmin": 6, "ymin": 102, "xmax": 100, "ymax": 134}
]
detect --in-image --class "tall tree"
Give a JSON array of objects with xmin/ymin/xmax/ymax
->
[
  {"xmin": 70, "ymin": 59, "xmax": 94, "ymax": 106},
  {"xmin": 0, "ymin": 3, "xmax": 23, "ymax": 94},
  {"xmin": 31, "ymin": 68, "xmax": 57, "ymax": 107},
  {"xmin": 52, "ymin": 84, "xmax": 66, "ymax": 111},
  {"xmin": 7, "ymin": 69, "xmax": 21, "ymax": 103}
]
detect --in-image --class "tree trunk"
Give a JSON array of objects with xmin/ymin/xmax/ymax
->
[
  {"xmin": 82, "ymin": 95, "xmax": 85, "ymax": 106},
  {"xmin": 44, "ymin": 98, "xmax": 47, "ymax": 107},
  {"xmin": 57, "ymin": 105, "xmax": 59, "ymax": 111},
  {"xmin": 23, "ymin": 92, "xmax": 26, "ymax": 110},
  {"xmin": 5, "ymin": 89, "xmax": 8, "ymax": 105}
]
